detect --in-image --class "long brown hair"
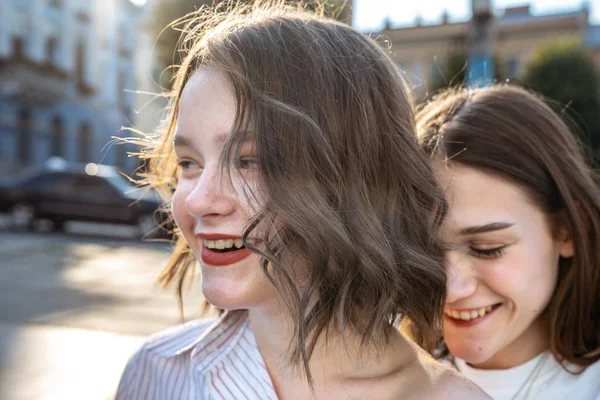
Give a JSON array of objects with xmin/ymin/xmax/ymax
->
[
  {"xmin": 139, "ymin": 0, "xmax": 448, "ymax": 382},
  {"xmin": 417, "ymin": 84, "xmax": 600, "ymax": 369}
]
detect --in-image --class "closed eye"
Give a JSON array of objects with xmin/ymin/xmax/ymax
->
[{"xmin": 469, "ymin": 246, "xmax": 506, "ymax": 259}]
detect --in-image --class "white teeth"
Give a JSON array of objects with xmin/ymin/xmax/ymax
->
[
  {"xmin": 204, "ymin": 239, "xmax": 243, "ymax": 250},
  {"xmin": 446, "ymin": 305, "xmax": 498, "ymax": 321}
]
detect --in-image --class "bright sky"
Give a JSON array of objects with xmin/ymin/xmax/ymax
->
[
  {"xmin": 354, "ymin": 0, "xmax": 600, "ymax": 31},
  {"xmin": 129, "ymin": 0, "xmax": 600, "ymax": 30}
]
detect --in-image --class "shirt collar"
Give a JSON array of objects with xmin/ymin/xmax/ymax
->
[{"xmin": 145, "ymin": 310, "xmax": 249, "ymax": 359}]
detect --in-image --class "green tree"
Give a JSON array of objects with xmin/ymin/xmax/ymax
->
[
  {"xmin": 149, "ymin": 0, "xmax": 350, "ymax": 88},
  {"xmin": 523, "ymin": 40, "xmax": 600, "ymax": 150},
  {"xmin": 429, "ymin": 51, "xmax": 504, "ymax": 94},
  {"xmin": 429, "ymin": 51, "xmax": 469, "ymax": 92}
]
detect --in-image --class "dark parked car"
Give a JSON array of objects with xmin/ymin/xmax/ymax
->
[{"xmin": 0, "ymin": 164, "xmax": 171, "ymax": 238}]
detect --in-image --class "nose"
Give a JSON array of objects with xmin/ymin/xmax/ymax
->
[
  {"xmin": 184, "ymin": 165, "xmax": 236, "ymax": 220},
  {"xmin": 445, "ymin": 250, "xmax": 478, "ymax": 304}
]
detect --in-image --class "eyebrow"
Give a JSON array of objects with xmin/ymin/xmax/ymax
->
[
  {"xmin": 173, "ymin": 135, "xmax": 193, "ymax": 148},
  {"xmin": 459, "ymin": 222, "xmax": 514, "ymax": 236},
  {"xmin": 173, "ymin": 132, "xmax": 255, "ymax": 151}
]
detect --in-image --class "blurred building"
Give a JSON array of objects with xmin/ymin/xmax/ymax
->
[
  {"xmin": 133, "ymin": 0, "xmax": 355, "ymax": 140},
  {"xmin": 379, "ymin": 2, "xmax": 598, "ymax": 97},
  {"xmin": 0, "ymin": 0, "xmax": 142, "ymax": 175},
  {"xmin": 132, "ymin": 0, "xmax": 167, "ymax": 142}
]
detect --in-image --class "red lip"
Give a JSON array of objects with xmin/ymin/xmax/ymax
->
[{"xmin": 201, "ymin": 246, "xmax": 253, "ymax": 266}]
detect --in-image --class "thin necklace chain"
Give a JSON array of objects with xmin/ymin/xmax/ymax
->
[{"xmin": 511, "ymin": 352, "xmax": 550, "ymax": 400}]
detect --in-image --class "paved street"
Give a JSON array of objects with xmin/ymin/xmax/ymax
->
[{"xmin": 0, "ymin": 222, "xmax": 204, "ymax": 400}]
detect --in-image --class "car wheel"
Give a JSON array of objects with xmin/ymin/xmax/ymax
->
[
  {"xmin": 11, "ymin": 203, "xmax": 36, "ymax": 231},
  {"xmin": 137, "ymin": 214, "xmax": 157, "ymax": 239}
]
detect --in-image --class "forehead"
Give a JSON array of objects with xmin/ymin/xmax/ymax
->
[
  {"xmin": 435, "ymin": 163, "xmax": 534, "ymax": 227},
  {"xmin": 176, "ymin": 68, "xmax": 237, "ymax": 143}
]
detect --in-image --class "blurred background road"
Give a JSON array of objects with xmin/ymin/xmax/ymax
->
[{"xmin": 0, "ymin": 222, "xmax": 202, "ymax": 400}]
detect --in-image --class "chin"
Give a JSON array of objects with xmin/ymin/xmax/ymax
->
[
  {"xmin": 201, "ymin": 281, "xmax": 249, "ymax": 310},
  {"xmin": 201, "ymin": 274, "xmax": 276, "ymax": 312},
  {"xmin": 447, "ymin": 339, "xmax": 496, "ymax": 365}
]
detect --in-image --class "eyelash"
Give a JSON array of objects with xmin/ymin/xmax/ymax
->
[
  {"xmin": 238, "ymin": 158, "xmax": 259, "ymax": 170},
  {"xmin": 177, "ymin": 159, "xmax": 257, "ymax": 171},
  {"xmin": 469, "ymin": 246, "xmax": 506, "ymax": 259},
  {"xmin": 177, "ymin": 159, "xmax": 200, "ymax": 170}
]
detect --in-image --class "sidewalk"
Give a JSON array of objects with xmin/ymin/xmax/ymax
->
[
  {"xmin": 0, "ymin": 322, "xmax": 146, "ymax": 400},
  {"xmin": 0, "ymin": 229, "xmax": 203, "ymax": 400}
]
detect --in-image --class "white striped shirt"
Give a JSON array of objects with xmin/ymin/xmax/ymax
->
[{"xmin": 116, "ymin": 310, "xmax": 278, "ymax": 400}]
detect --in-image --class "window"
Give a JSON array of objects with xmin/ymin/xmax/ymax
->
[
  {"xmin": 116, "ymin": 141, "xmax": 127, "ymax": 170},
  {"xmin": 78, "ymin": 122, "xmax": 92, "ymax": 163},
  {"xmin": 28, "ymin": 173, "xmax": 76, "ymax": 197},
  {"xmin": 12, "ymin": 37, "xmax": 25, "ymax": 57},
  {"xmin": 117, "ymin": 69, "xmax": 126, "ymax": 105},
  {"xmin": 75, "ymin": 39, "xmax": 85, "ymax": 84},
  {"xmin": 13, "ymin": 7, "xmax": 29, "ymax": 36},
  {"xmin": 46, "ymin": 37, "xmax": 58, "ymax": 64},
  {"xmin": 50, "ymin": 116, "xmax": 64, "ymax": 157},
  {"xmin": 76, "ymin": 176, "xmax": 118, "ymax": 198},
  {"xmin": 48, "ymin": 0, "xmax": 62, "ymax": 9},
  {"xmin": 505, "ymin": 56, "xmax": 520, "ymax": 78},
  {"xmin": 17, "ymin": 108, "xmax": 33, "ymax": 165},
  {"xmin": 104, "ymin": 173, "xmax": 134, "ymax": 193}
]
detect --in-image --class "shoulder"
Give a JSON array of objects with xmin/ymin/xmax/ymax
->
[
  {"xmin": 115, "ymin": 316, "xmax": 220, "ymax": 400},
  {"xmin": 427, "ymin": 368, "xmax": 491, "ymax": 400},
  {"xmin": 550, "ymin": 357, "xmax": 600, "ymax": 395},
  {"xmin": 404, "ymin": 341, "xmax": 490, "ymax": 400}
]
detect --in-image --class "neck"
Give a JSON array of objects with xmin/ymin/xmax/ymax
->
[
  {"xmin": 470, "ymin": 317, "xmax": 549, "ymax": 370},
  {"xmin": 248, "ymin": 307, "xmax": 416, "ymax": 396}
]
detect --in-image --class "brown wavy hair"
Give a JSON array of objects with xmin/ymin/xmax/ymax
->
[
  {"xmin": 139, "ymin": 0, "xmax": 448, "ymax": 381},
  {"xmin": 416, "ymin": 84, "xmax": 600, "ymax": 370}
]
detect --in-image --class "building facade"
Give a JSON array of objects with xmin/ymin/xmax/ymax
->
[
  {"xmin": 377, "ymin": 2, "xmax": 597, "ymax": 98},
  {"xmin": 0, "ymin": 0, "xmax": 142, "ymax": 174}
]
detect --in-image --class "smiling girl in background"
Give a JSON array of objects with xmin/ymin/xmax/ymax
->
[
  {"xmin": 115, "ymin": 1, "xmax": 488, "ymax": 399},
  {"xmin": 417, "ymin": 85, "xmax": 600, "ymax": 399}
]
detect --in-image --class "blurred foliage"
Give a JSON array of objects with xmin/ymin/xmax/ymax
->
[
  {"xmin": 149, "ymin": 0, "xmax": 350, "ymax": 89},
  {"xmin": 523, "ymin": 40, "xmax": 600, "ymax": 151},
  {"xmin": 429, "ymin": 50, "xmax": 504, "ymax": 94}
]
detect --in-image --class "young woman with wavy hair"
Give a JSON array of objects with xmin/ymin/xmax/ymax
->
[
  {"xmin": 417, "ymin": 85, "xmax": 600, "ymax": 399},
  {"xmin": 115, "ymin": 1, "xmax": 486, "ymax": 399}
]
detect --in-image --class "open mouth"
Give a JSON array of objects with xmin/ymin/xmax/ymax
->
[
  {"xmin": 200, "ymin": 238, "xmax": 254, "ymax": 266},
  {"xmin": 444, "ymin": 303, "xmax": 502, "ymax": 324}
]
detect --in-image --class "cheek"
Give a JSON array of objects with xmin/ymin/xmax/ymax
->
[
  {"xmin": 483, "ymin": 247, "xmax": 557, "ymax": 310},
  {"xmin": 172, "ymin": 184, "xmax": 192, "ymax": 230}
]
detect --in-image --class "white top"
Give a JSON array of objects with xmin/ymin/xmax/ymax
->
[
  {"xmin": 451, "ymin": 352, "xmax": 600, "ymax": 400},
  {"xmin": 116, "ymin": 310, "xmax": 278, "ymax": 400}
]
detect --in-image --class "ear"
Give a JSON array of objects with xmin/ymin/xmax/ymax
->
[{"xmin": 557, "ymin": 225, "xmax": 574, "ymax": 259}]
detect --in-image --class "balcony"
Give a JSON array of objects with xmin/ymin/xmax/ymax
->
[{"xmin": 0, "ymin": 38, "xmax": 70, "ymax": 106}]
